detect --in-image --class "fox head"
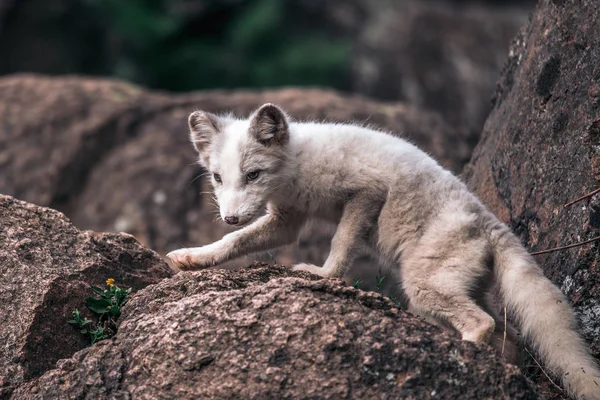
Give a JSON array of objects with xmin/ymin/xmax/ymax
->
[{"xmin": 188, "ymin": 103, "xmax": 293, "ymax": 226}]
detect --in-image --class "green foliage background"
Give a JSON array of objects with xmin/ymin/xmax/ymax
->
[{"xmin": 86, "ymin": 0, "xmax": 351, "ymax": 91}]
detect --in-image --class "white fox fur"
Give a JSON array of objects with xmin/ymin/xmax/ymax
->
[{"xmin": 167, "ymin": 103, "xmax": 600, "ymax": 399}]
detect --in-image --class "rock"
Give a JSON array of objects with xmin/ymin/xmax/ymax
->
[
  {"xmin": 0, "ymin": 194, "xmax": 173, "ymax": 397},
  {"xmin": 10, "ymin": 264, "xmax": 539, "ymax": 400},
  {"xmin": 0, "ymin": 74, "xmax": 468, "ymax": 281},
  {"xmin": 332, "ymin": 0, "xmax": 532, "ymax": 135},
  {"xmin": 464, "ymin": 0, "xmax": 600, "ymax": 397}
]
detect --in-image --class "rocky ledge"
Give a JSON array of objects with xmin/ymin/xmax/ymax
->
[{"xmin": 1, "ymin": 194, "xmax": 537, "ymax": 399}]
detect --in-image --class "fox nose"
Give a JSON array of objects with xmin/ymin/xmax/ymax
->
[{"xmin": 224, "ymin": 216, "xmax": 239, "ymax": 225}]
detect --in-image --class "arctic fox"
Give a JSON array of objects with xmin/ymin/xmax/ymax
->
[{"xmin": 167, "ymin": 103, "xmax": 600, "ymax": 399}]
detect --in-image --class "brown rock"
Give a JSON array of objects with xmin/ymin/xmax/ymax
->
[
  {"xmin": 0, "ymin": 194, "xmax": 173, "ymax": 397},
  {"xmin": 338, "ymin": 0, "xmax": 532, "ymax": 135},
  {"xmin": 11, "ymin": 264, "xmax": 539, "ymax": 400},
  {"xmin": 464, "ymin": 0, "xmax": 600, "ymax": 397},
  {"xmin": 0, "ymin": 74, "xmax": 468, "ymax": 280}
]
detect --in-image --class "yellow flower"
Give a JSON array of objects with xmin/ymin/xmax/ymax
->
[
  {"xmin": 107, "ymin": 306, "xmax": 112, "ymax": 309},
  {"xmin": 106, "ymin": 278, "xmax": 115, "ymax": 287}
]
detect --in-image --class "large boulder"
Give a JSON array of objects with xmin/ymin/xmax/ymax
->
[
  {"xmin": 0, "ymin": 74, "xmax": 468, "ymax": 287},
  {"xmin": 10, "ymin": 264, "xmax": 539, "ymax": 399},
  {"xmin": 0, "ymin": 194, "xmax": 173, "ymax": 397},
  {"xmin": 318, "ymin": 0, "xmax": 533, "ymax": 135},
  {"xmin": 464, "ymin": 0, "xmax": 600, "ymax": 397}
]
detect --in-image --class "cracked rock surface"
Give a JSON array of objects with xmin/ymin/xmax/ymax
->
[
  {"xmin": 11, "ymin": 264, "xmax": 538, "ymax": 400},
  {"xmin": 0, "ymin": 194, "xmax": 173, "ymax": 397},
  {"xmin": 464, "ymin": 0, "xmax": 600, "ymax": 397}
]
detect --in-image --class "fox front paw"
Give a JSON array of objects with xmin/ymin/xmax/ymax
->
[
  {"xmin": 166, "ymin": 246, "xmax": 220, "ymax": 272},
  {"xmin": 292, "ymin": 263, "xmax": 330, "ymax": 278}
]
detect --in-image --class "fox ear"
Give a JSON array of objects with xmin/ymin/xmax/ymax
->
[
  {"xmin": 188, "ymin": 111, "xmax": 221, "ymax": 155},
  {"xmin": 249, "ymin": 103, "xmax": 289, "ymax": 146}
]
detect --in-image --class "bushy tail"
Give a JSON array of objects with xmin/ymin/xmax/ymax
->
[{"xmin": 493, "ymin": 230, "xmax": 600, "ymax": 400}]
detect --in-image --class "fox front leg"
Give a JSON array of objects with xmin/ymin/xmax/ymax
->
[
  {"xmin": 167, "ymin": 207, "xmax": 305, "ymax": 271},
  {"xmin": 293, "ymin": 193, "xmax": 382, "ymax": 278},
  {"xmin": 166, "ymin": 241, "xmax": 230, "ymax": 271}
]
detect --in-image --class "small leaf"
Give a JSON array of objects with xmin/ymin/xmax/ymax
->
[
  {"xmin": 88, "ymin": 306, "xmax": 110, "ymax": 314},
  {"xmin": 91, "ymin": 286, "xmax": 110, "ymax": 298},
  {"xmin": 90, "ymin": 327, "xmax": 106, "ymax": 344},
  {"xmin": 86, "ymin": 297, "xmax": 111, "ymax": 307},
  {"xmin": 86, "ymin": 297, "xmax": 112, "ymax": 314},
  {"xmin": 80, "ymin": 329, "xmax": 88, "ymax": 334}
]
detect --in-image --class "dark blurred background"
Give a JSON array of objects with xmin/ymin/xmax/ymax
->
[
  {"xmin": 0, "ymin": 0, "xmax": 537, "ymax": 291},
  {"xmin": 0, "ymin": 0, "xmax": 535, "ymax": 135}
]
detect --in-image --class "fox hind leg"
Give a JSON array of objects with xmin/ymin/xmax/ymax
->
[{"xmin": 401, "ymin": 234, "xmax": 496, "ymax": 345}]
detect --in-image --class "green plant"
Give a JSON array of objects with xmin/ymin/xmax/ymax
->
[
  {"xmin": 68, "ymin": 278, "xmax": 132, "ymax": 344},
  {"xmin": 353, "ymin": 275, "xmax": 402, "ymax": 308},
  {"xmin": 68, "ymin": 309, "xmax": 92, "ymax": 332},
  {"xmin": 388, "ymin": 296, "xmax": 402, "ymax": 307}
]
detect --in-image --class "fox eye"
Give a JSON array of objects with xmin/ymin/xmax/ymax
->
[
  {"xmin": 213, "ymin": 173, "xmax": 222, "ymax": 183},
  {"xmin": 246, "ymin": 170, "xmax": 260, "ymax": 182}
]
